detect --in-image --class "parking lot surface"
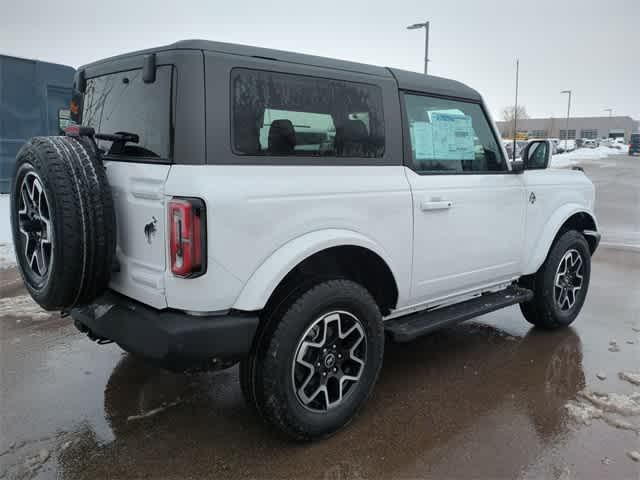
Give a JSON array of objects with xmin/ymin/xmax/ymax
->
[{"xmin": 1, "ymin": 155, "xmax": 639, "ymax": 479}]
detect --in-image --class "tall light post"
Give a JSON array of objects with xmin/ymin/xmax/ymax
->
[
  {"xmin": 561, "ymin": 90, "xmax": 572, "ymax": 152},
  {"xmin": 406, "ymin": 21, "xmax": 430, "ymax": 74},
  {"xmin": 513, "ymin": 59, "xmax": 520, "ymax": 159}
]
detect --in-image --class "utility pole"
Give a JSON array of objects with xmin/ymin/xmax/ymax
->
[
  {"xmin": 513, "ymin": 59, "xmax": 519, "ymax": 160},
  {"xmin": 561, "ymin": 90, "xmax": 572, "ymax": 152},
  {"xmin": 406, "ymin": 21, "xmax": 430, "ymax": 74}
]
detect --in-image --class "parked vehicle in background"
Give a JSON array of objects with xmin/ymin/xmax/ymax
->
[
  {"xmin": 0, "ymin": 55, "xmax": 74, "ymax": 193},
  {"xmin": 529, "ymin": 138, "xmax": 557, "ymax": 155},
  {"xmin": 559, "ymin": 139, "xmax": 576, "ymax": 153},
  {"xmin": 503, "ymin": 139, "xmax": 527, "ymax": 159},
  {"xmin": 611, "ymin": 138, "xmax": 626, "ymax": 149},
  {"xmin": 629, "ymin": 133, "xmax": 640, "ymax": 155},
  {"xmin": 9, "ymin": 40, "xmax": 600, "ymax": 441},
  {"xmin": 583, "ymin": 139, "xmax": 597, "ymax": 148}
]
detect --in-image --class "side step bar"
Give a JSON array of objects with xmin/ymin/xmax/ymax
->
[{"xmin": 385, "ymin": 286, "xmax": 533, "ymax": 342}]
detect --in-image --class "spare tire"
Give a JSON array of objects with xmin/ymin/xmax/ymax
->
[{"xmin": 10, "ymin": 136, "xmax": 116, "ymax": 311}]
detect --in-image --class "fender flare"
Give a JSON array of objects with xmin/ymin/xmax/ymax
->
[
  {"xmin": 232, "ymin": 229, "xmax": 398, "ymax": 311},
  {"xmin": 523, "ymin": 204, "xmax": 598, "ymax": 274}
]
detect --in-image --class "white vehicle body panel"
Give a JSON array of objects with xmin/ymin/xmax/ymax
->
[
  {"xmin": 404, "ymin": 168, "xmax": 526, "ymax": 303},
  {"xmin": 163, "ymin": 165, "xmax": 413, "ymax": 313},
  {"xmin": 105, "ymin": 153, "xmax": 596, "ymax": 318},
  {"xmin": 520, "ymin": 168, "xmax": 596, "ymax": 274},
  {"xmin": 105, "ymin": 161, "xmax": 170, "ymax": 309}
]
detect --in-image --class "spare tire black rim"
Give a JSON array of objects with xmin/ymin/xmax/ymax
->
[
  {"xmin": 291, "ymin": 310, "xmax": 367, "ymax": 412},
  {"xmin": 17, "ymin": 171, "xmax": 53, "ymax": 281}
]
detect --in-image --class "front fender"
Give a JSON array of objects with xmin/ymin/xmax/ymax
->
[
  {"xmin": 523, "ymin": 204, "xmax": 597, "ymax": 274},
  {"xmin": 232, "ymin": 229, "xmax": 399, "ymax": 311}
]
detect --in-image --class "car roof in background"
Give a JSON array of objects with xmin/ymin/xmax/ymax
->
[{"xmin": 78, "ymin": 39, "xmax": 482, "ymax": 102}]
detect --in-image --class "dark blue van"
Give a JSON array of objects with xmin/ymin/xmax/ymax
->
[{"xmin": 0, "ymin": 55, "xmax": 75, "ymax": 193}]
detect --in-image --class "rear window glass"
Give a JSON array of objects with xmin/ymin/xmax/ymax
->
[
  {"xmin": 81, "ymin": 66, "xmax": 172, "ymax": 160},
  {"xmin": 231, "ymin": 68, "xmax": 385, "ymax": 158}
]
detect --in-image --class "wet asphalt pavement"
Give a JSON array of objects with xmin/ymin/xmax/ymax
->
[{"xmin": 1, "ymin": 155, "xmax": 639, "ymax": 479}]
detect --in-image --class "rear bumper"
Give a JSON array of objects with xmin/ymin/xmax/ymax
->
[{"xmin": 71, "ymin": 291, "xmax": 259, "ymax": 370}]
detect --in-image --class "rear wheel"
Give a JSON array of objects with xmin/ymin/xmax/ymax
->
[
  {"xmin": 520, "ymin": 230, "xmax": 591, "ymax": 329},
  {"xmin": 245, "ymin": 279, "xmax": 384, "ymax": 440}
]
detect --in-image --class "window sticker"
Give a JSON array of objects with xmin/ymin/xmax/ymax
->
[
  {"xmin": 430, "ymin": 112, "xmax": 475, "ymax": 161},
  {"xmin": 410, "ymin": 121, "xmax": 435, "ymax": 160}
]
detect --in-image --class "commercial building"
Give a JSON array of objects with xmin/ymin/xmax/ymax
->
[
  {"xmin": 496, "ymin": 115, "xmax": 639, "ymax": 141},
  {"xmin": 0, "ymin": 55, "xmax": 75, "ymax": 193}
]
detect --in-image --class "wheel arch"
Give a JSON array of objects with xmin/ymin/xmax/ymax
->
[
  {"xmin": 232, "ymin": 229, "xmax": 400, "ymax": 315},
  {"xmin": 523, "ymin": 206, "xmax": 598, "ymax": 275}
]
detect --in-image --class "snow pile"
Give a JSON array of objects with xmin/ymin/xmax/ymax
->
[
  {"xmin": 0, "ymin": 194, "xmax": 16, "ymax": 269},
  {"xmin": 565, "ymin": 387, "xmax": 640, "ymax": 433},
  {"xmin": 0, "ymin": 294, "xmax": 50, "ymax": 320},
  {"xmin": 550, "ymin": 145, "xmax": 627, "ymax": 168}
]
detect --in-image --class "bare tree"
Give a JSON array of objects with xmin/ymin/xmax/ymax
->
[{"xmin": 501, "ymin": 105, "xmax": 529, "ymax": 138}]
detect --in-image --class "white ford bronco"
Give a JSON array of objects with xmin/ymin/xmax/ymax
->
[{"xmin": 10, "ymin": 40, "xmax": 600, "ymax": 440}]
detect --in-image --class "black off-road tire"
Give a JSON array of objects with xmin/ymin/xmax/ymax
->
[
  {"xmin": 247, "ymin": 279, "xmax": 384, "ymax": 440},
  {"xmin": 10, "ymin": 136, "xmax": 116, "ymax": 310},
  {"xmin": 520, "ymin": 230, "xmax": 591, "ymax": 329}
]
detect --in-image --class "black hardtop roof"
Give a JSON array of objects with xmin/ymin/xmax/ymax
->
[{"xmin": 80, "ymin": 39, "xmax": 481, "ymax": 101}]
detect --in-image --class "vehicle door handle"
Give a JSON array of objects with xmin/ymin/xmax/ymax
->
[{"xmin": 420, "ymin": 199, "xmax": 453, "ymax": 211}]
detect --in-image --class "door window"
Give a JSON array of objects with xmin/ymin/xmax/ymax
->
[
  {"xmin": 403, "ymin": 93, "xmax": 506, "ymax": 173},
  {"xmin": 81, "ymin": 66, "xmax": 172, "ymax": 160},
  {"xmin": 231, "ymin": 68, "xmax": 385, "ymax": 158}
]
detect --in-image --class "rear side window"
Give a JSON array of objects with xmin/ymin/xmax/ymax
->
[
  {"xmin": 82, "ymin": 66, "xmax": 172, "ymax": 160},
  {"xmin": 403, "ymin": 93, "xmax": 506, "ymax": 173},
  {"xmin": 231, "ymin": 68, "xmax": 385, "ymax": 158}
]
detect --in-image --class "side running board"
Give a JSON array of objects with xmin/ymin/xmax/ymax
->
[{"xmin": 385, "ymin": 286, "xmax": 533, "ymax": 342}]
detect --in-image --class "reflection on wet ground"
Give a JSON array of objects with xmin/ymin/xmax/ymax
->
[{"xmin": 1, "ymin": 248, "xmax": 639, "ymax": 479}]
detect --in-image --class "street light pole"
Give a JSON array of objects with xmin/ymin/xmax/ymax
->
[
  {"xmin": 513, "ymin": 59, "xmax": 520, "ymax": 160},
  {"xmin": 406, "ymin": 21, "xmax": 430, "ymax": 74},
  {"xmin": 561, "ymin": 90, "xmax": 572, "ymax": 152}
]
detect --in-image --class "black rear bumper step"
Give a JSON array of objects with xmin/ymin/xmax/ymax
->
[{"xmin": 385, "ymin": 286, "xmax": 533, "ymax": 342}]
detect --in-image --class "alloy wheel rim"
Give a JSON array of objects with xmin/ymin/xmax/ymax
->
[
  {"xmin": 291, "ymin": 310, "xmax": 367, "ymax": 412},
  {"xmin": 17, "ymin": 171, "xmax": 53, "ymax": 281},
  {"xmin": 554, "ymin": 249, "xmax": 583, "ymax": 311}
]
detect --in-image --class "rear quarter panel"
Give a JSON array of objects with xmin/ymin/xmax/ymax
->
[{"xmin": 163, "ymin": 165, "xmax": 413, "ymax": 312}]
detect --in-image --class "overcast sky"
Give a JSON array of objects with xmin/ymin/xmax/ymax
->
[{"xmin": 2, "ymin": 0, "xmax": 638, "ymax": 121}]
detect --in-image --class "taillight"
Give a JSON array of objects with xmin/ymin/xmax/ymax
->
[{"xmin": 168, "ymin": 197, "xmax": 206, "ymax": 278}]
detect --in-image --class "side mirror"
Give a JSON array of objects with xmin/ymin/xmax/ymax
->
[{"xmin": 521, "ymin": 140, "xmax": 551, "ymax": 170}]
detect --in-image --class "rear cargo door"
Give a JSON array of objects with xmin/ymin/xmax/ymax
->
[{"xmin": 81, "ymin": 66, "xmax": 174, "ymax": 309}]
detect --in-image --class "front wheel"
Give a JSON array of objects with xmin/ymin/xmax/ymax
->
[
  {"xmin": 247, "ymin": 279, "xmax": 384, "ymax": 440},
  {"xmin": 520, "ymin": 230, "xmax": 591, "ymax": 329}
]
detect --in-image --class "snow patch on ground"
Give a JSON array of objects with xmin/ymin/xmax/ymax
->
[
  {"xmin": 619, "ymin": 372, "xmax": 640, "ymax": 386},
  {"xmin": 565, "ymin": 387, "xmax": 640, "ymax": 433},
  {"xmin": 550, "ymin": 146, "xmax": 628, "ymax": 168},
  {"xmin": 0, "ymin": 194, "xmax": 16, "ymax": 269},
  {"xmin": 0, "ymin": 295, "xmax": 51, "ymax": 320}
]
